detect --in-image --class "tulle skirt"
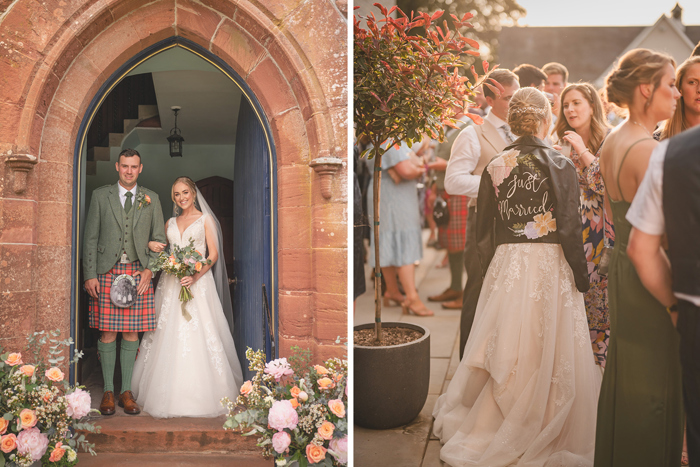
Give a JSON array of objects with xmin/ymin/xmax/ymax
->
[
  {"xmin": 433, "ymin": 243, "xmax": 602, "ymax": 466},
  {"xmin": 132, "ymin": 270, "xmax": 243, "ymax": 418}
]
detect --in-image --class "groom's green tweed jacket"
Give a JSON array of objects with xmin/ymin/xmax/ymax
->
[{"xmin": 82, "ymin": 183, "xmax": 166, "ymax": 281}]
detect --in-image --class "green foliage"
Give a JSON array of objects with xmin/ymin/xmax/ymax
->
[
  {"xmin": 397, "ymin": 0, "xmax": 526, "ymax": 66},
  {"xmin": 288, "ymin": 346, "xmax": 313, "ymax": 377}
]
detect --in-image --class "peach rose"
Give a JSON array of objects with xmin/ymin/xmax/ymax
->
[
  {"xmin": 19, "ymin": 365, "xmax": 35, "ymax": 377},
  {"xmin": 49, "ymin": 442, "xmax": 65, "ymax": 462},
  {"xmin": 317, "ymin": 421, "xmax": 334, "ymax": 440},
  {"xmin": 314, "ymin": 365, "xmax": 329, "ymax": 375},
  {"xmin": 328, "ymin": 399, "xmax": 345, "ymax": 418},
  {"xmin": 317, "ymin": 377, "xmax": 334, "ymax": 390},
  {"xmin": 289, "ymin": 398, "xmax": 299, "ymax": 409},
  {"xmin": 290, "ymin": 386, "xmax": 301, "ymax": 398},
  {"xmin": 195, "ymin": 262, "xmax": 203, "ymax": 272},
  {"xmin": 4, "ymin": 353, "xmax": 22, "ymax": 366},
  {"xmin": 19, "ymin": 409, "xmax": 37, "ymax": 429},
  {"xmin": 306, "ymin": 444, "xmax": 327, "ymax": 464},
  {"xmin": 45, "ymin": 367, "xmax": 64, "ymax": 382},
  {"xmin": 240, "ymin": 381, "xmax": 253, "ymax": 395},
  {"xmin": 0, "ymin": 433, "xmax": 17, "ymax": 453},
  {"xmin": 144, "ymin": 195, "xmax": 151, "ymax": 203},
  {"xmin": 0, "ymin": 418, "xmax": 8, "ymax": 435}
]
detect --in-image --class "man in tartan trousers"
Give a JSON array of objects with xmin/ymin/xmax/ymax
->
[{"xmin": 83, "ymin": 148, "xmax": 166, "ymax": 415}]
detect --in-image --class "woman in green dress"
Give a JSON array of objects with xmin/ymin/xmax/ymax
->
[{"xmin": 595, "ymin": 48, "xmax": 683, "ymax": 466}]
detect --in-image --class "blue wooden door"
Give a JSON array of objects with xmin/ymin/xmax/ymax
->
[{"xmin": 233, "ymin": 98, "xmax": 273, "ymax": 379}]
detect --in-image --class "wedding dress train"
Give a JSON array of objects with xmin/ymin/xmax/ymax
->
[
  {"xmin": 132, "ymin": 214, "xmax": 243, "ymax": 418},
  {"xmin": 433, "ymin": 243, "xmax": 602, "ymax": 466}
]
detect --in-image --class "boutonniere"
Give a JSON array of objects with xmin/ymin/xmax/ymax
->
[{"xmin": 136, "ymin": 190, "xmax": 151, "ymax": 210}]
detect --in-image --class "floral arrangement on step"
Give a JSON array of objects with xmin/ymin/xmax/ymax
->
[
  {"xmin": 0, "ymin": 331, "xmax": 100, "ymax": 467},
  {"xmin": 223, "ymin": 346, "xmax": 348, "ymax": 466}
]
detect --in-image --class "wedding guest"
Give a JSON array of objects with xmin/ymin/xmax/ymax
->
[
  {"xmin": 660, "ymin": 56, "xmax": 700, "ymax": 140},
  {"xmin": 428, "ymin": 121, "xmax": 470, "ymax": 309},
  {"xmin": 554, "ymin": 83, "xmax": 612, "ymax": 367},
  {"xmin": 444, "ymin": 68, "xmax": 519, "ymax": 358},
  {"xmin": 433, "ymin": 87, "xmax": 600, "ymax": 466},
  {"xmin": 367, "ymin": 141, "xmax": 433, "ymax": 316},
  {"xmin": 543, "ymin": 62, "xmax": 569, "ymax": 120},
  {"xmin": 513, "ymin": 63, "xmax": 547, "ymax": 90},
  {"xmin": 595, "ymin": 48, "xmax": 683, "ymax": 467},
  {"xmin": 626, "ymin": 124, "xmax": 700, "ymax": 466}
]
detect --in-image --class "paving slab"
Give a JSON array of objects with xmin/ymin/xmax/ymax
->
[
  {"xmin": 421, "ymin": 440, "xmax": 447, "ymax": 467},
  {"xmin": 429, "ymin": 358, "xmax": 449, "ymax": 395}
]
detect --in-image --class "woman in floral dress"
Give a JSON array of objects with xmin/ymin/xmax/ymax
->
[{"xmin": 554, "ymin": 83, "xmax": 612, "ymax": 368}]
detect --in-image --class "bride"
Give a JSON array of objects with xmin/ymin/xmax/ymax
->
[
  {"xmin": 432, "ymin": 88, "xmax": 602, "ymax": 466},
  {"xmin": 132, "ymin": 176, "xmax": 243, "ymax": 418}
]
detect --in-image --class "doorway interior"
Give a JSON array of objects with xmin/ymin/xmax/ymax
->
[{"xmin": 73, "ymin": 40, "xmax": 276, "ymax": 389}]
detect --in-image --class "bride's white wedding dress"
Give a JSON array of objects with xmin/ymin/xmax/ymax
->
[
  {"xmin": 433, "ymin": 244, "xmax": 603, "ymax": 466},
  {"xmin": 132, "ymin": 214, "xmax": 243, "ymax": 418}
]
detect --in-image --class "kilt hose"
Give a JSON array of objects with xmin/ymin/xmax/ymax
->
[
  {"xmin": 438, "ymin": 191, "xmax": 469, "ymax": 253},
  {"xmin": 89, "ymin": 261, "xmax": 156, "ymax": 332}
]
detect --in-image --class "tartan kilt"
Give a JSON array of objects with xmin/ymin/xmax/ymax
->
[
  {"xmin": 88, "ymin": 261, "xmax": 156, "ymax": 332},
  {"xmin": 438, "ymin": 192, "xmax": 469, "ymax": 253}
]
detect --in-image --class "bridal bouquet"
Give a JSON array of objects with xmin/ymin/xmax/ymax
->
[
  {"xmin": 152, "ymin": 238, "xmax": 211, "ymax": 321},
  {"xmin": 223, "ymin": 347, "xmax": 348, "ymax": 467},
  {"xmin": 0, "ymin": 331, "xmax": 100, "ymax": 467}
]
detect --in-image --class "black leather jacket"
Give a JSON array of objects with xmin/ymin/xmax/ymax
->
[{"xmin": 476, "ymin": 135, "xmax": 590, "ymax": 293}]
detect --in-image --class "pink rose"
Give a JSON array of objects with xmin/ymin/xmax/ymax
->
[
  {"xmin": 0, "ymin": 433, "xmax": 17, "ymax": 453},
  {"xmin": 4, "ymin": 353, "xmax": 22, "ymax": 366},
  {"xmin": 267, "ymin": 400, "xmax": 298, "ymax": 431},
  {"xmin": 19, "ymin": 365, "xmax": 35, "ymax": 377},
  {"xmin": 329, "ymin": 436, "xmax": 348, "ymax": 464},
  {"xmin": 264, "ymin": 358, "xmax": 294, "ymax": 382},
  {"xmin": 271, "ymin": 431, "xmax": 291, "ymax": 454},
  {"xmin": 328, "ymin": 399, "xmax": 345, "ymax": 418},
  {"xmin": 19, "ymin": 409, "xmax": 37, "ymax": 429},
  {"xmin": 65, "ymin": 388, "xmax": 92, "ymax": 419},
  {"xmin": 16, "ymin": 427, "xmax": 49, "ymax": 462},
  {"xmin": 49, "ymin": 442, "xmax": 65, "ymax": 462},
  {"xmin": 306, "ymin": 444, "xmax": 327, "ymax": 464},
  {"xmin": 45, "ymin": 367, "xmax": 64, "ymax": 382}
]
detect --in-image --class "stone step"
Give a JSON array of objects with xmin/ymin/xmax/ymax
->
[
  {"xmin": 76, "ymin": 452, "xmax": 270, "ymax": 466},
  {"xmin": 87, "ymin": 146, "xmax": 111, "ymax": 162},
  {"xmin": 138, "ymin": 104, "xmax": 159, "ymax": 120},
  {"xmin": 109, "ymin": 132, "xmax": 124, "ymax": 147},
  {"xmin": 82, "ymin": 414, "xmax": 260, "ymax": 454}
]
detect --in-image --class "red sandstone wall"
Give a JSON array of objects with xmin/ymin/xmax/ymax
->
[{"xmin": 0, "ymin": 0, "xmax": 348, "ymax": 362}]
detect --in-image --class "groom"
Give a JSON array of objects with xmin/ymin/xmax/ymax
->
[{"xmin": 83, "ymin": 148, "xmax": 166, "ymax": 416}]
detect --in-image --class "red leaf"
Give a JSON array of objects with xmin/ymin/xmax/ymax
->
[
  {"xmin": 465, "ymin": 50, "xmax": 480, "ymax": 56},
  {"xmin": 462, "ymin": 37, "xmax": 479, "ymax": 49},
  {"xmin": 488, "ymin": 77, "xmax": 506, "ymax": 94},
  {"xmin": 388, "ymin": 5, "xmax": 398, "ymax": 15},
  {"xmin": 470, "ymin": 65, "xmax": 478, "ymax": 80},
  {"xmin": 483, "ymin": 60, "xmax": 489, "ymax": 73},
  {"xmin": 373, "ymin": 3, "xmax": 387, "ymax": 15},
  {"xmin": 464, "ymin": 112, "xmax": 484, "ymax": 125},
  {"xmin": 431, "ymin": 10, "xmax": 444, "ymax": 21},
  {"xmin": 353, "ymin": 5, "xmax": 360, "ymax": 10},
  {"xmin": 461, "ymin": 12, "xmax": 474, "ymax": 21}
]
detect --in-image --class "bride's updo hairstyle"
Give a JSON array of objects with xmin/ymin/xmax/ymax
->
[
  {"xmin": 507, "ymin": 87, "xmax": 552, "ymax": 137},
  {"xmin": 605, "ymin": 48, "xmax": 675, "ymax": 110},
  {"xmin": 171, "ymin": 176, "xmax": 198, "ymax": 209}
]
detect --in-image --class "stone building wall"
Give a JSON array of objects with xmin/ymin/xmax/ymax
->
[{"xmin": 0, "ymin": 0, "xmax": 348, "ymax": 362}]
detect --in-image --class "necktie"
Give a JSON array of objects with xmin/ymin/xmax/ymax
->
[
  {"xmin": 124, "ymin": 192, "xmax": 133, "ymax": 213},
  {"xmin": 502, "ymin": 124, "xmax": 516, "ymax": 143}
]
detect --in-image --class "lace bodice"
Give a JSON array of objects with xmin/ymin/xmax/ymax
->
[{"xmin": 167, "ymin": 214, "xmax": 207, "ymax": 253}]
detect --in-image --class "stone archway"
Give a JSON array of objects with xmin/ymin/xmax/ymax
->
[{"xmin": 0, "ymin": 0, "xmax": 347, "ymax": 366}]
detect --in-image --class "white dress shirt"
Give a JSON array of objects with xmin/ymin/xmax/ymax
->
[
  {"xmin": 444, "ymin": 111, "xmax": 510, "ymax": 198},
  {"xmin": 627, "ymin": 140, "xmax": 700, "ymax": 306},
  {"xmin": 118, "ymin": 183, "xmax": 138, "ymax": 209}
]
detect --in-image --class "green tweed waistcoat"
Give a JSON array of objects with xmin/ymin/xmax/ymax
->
[{"xmin": 82, "ymin": 183, "xmax": 166, "ymax": 281}]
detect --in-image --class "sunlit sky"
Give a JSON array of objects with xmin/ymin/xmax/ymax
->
[{"xmin": 517, "ymin": 0, "xmax": 700, "ymax": 27}]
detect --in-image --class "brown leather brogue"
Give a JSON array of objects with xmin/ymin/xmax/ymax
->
[
  {"xmin": 99, "ymin": 391, "xmax": 116, "ymax": 416},
  {"xmin": 118, "ymin": 390, "xmax": 141, "ymax": 415},
  {"xmin": 428, "ymin": 288, "xmax": 461, "ymax": 302}
]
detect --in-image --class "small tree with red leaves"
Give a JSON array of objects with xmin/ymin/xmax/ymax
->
[{"xmin": 355, "ymin": 3, "xmax": 501, "ymax": 343}]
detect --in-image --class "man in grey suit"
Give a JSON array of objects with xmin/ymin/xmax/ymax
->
[{"xmin": 83, "ymin": 148, "xmax": 166, "ymax": 415}]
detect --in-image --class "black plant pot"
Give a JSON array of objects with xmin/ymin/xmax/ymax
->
[{"xmin": 354, "ymin": 322, "xmax": 431, "ymax": 429}]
